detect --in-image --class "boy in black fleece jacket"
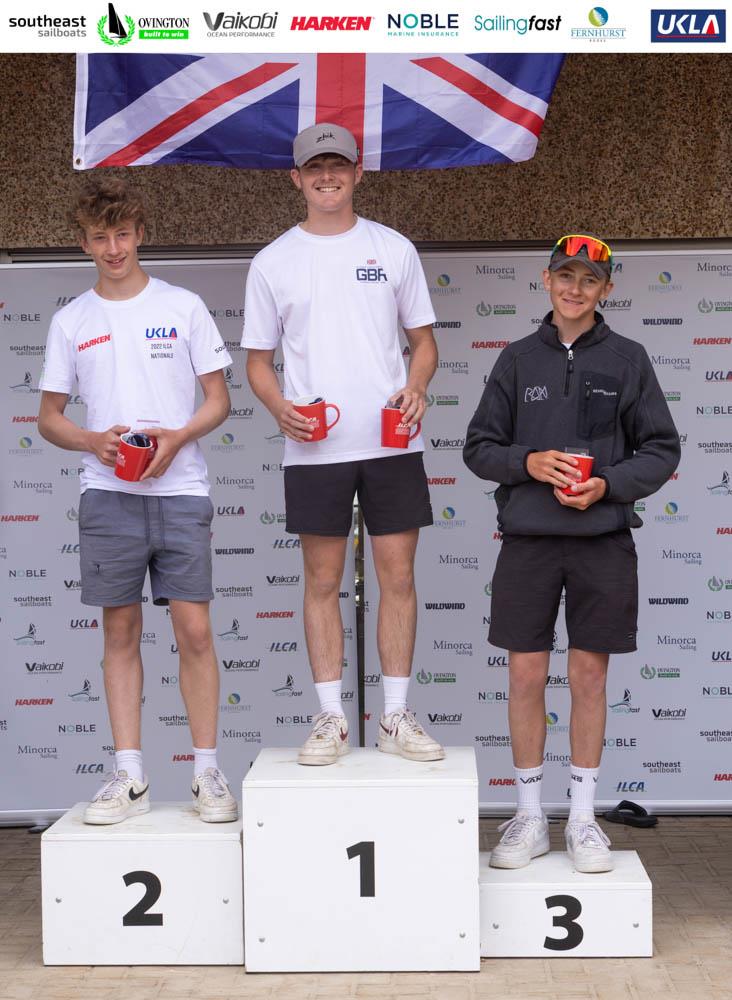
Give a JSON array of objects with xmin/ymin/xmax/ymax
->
[{"xmin": 464, "ymin": 235, "xmax": 680, "ymax": 873}]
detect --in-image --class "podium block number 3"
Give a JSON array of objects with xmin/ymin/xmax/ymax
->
[
  {"xmin": 544, "ymin": 894, "xmax": 583, "ymax": 951},
  {"xmin": 346, "ymin": 842, "xmax": 375, "ymax": 897},
  {"xmin": 122, "ymin": 871, "xmax": 164, "ymax": 926}
]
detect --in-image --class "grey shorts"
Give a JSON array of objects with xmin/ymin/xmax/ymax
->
[{"xmin": 79, "ymin": 489, "xmax": 214, "ymax": 607}]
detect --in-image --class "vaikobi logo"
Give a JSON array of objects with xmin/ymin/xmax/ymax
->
[
  {"xmin": 98, "ymin": 3, "xmax": 135, "ymax": 44},
  {"xmin": 203, "ymin": 10, "xmax": 278, "ymax": 35},
  {"xmin": 651, "ymin": 8, "xmax": 726, "ymax": 42}
]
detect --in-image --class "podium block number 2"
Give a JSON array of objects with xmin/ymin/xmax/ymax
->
[
  {"xmin": 346, "ymin": 842, "xmax": 375, "ymax": 897},
  {"xmin": 543, "ymin": 894, "xmax": 583, "ymax": 951},
  {"xmin": 122, "ymin": 871, "xmax": 164, "ymax": 926}
]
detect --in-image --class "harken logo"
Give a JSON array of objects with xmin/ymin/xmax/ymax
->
[{"xmin": 290, "ymin": 15, "xmax": 372, "ymax": 30}]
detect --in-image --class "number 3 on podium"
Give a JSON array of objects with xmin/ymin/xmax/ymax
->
[{"xmin": 544, "ymin": 894, "xmax": 584, "ymax": 951}]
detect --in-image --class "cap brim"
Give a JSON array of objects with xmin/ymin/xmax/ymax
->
[
  {"xmin": 549, "ymin": 252, "xmax": 610, "ymax": 280},
  {"xmin": 295, "ymin": 147, "xmax": 358, "ymax": 167}
]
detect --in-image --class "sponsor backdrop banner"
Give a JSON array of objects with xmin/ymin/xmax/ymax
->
[
  {"xmin": 2, "ymin": 251, "xmax": 731, "ymax": 817},
  {"xmin": 363, "ymin": 249, "xmax": 732, "ymax": 812}
]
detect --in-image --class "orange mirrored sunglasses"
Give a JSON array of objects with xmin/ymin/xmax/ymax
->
[{"xmin": 552, "ymin": 234, "xmax": 613, "ymax": 265}]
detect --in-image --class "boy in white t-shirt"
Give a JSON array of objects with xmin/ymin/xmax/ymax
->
[
  {"xmin": 38, "ymin": 179, "xmax": 238, "ymax": 824},
  {"xmin": 244, "ymin": 123, "xmax": 444, "ymax": 765}
]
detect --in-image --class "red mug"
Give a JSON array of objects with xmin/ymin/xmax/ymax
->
[
  {"xmin": 115, "ymin": 432, "xmax": 158, "ymax": 482},
  {"xmin": 292, "ymin": 396, "xmax": 340, "ymax": 442},
  {"xmin": 381, "ymin": 408, "xmax": 421, "ymax": 449},
  {"xmin": 561, "ymin": 453, "xmax": 594, "ymax": 494}
]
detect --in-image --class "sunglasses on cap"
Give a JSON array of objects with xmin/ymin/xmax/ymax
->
[{"xmin": 551, "ymin": 234, "xmax": 613, "ymax": 265}]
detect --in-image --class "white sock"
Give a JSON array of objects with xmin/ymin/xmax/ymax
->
[
  {"xmin": 515, "ymin": 765, "xmax": 544, "ymax": 817},
  {"xmin": 382, "ymin": 675, "xmax": 409, "ymax": 715},
  {"xmin": 193, "ymin": 746, "xmax": 219, "ymax": 777},
  {"xmin": 569, "ymin": 764, "xmax": 600, "ymax": 822},
  {"xmin": 315, "ymin": 679, "xmax": 344, "ymax": 717},
  {"xmin": 115, "ymin": 749, "xmax": 144, "ymax": 783}
]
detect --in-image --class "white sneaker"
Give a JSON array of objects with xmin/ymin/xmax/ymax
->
[
  {"xmin": 489, "ymin": 812, "xmax": 550, "ymax": 869},
  {"xmin": 565, "ymin": 815, "xmax": 614, "ymax": 873},
  {"xmin": 297, "ymin": 712, "xmax": 349, "ymax": 766},
  {"xmin": 377, "ymin": 708, "xmax": 446, "ymax": 762},
  {"xmin": 83, "ymin": 770, "xmax": 150, "ymax": 825},
  {"xmin": 192, "ymin": 768, "xmax": 238, "ymax": 823}
]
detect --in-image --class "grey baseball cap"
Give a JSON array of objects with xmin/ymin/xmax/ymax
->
[
  {"xmin": 549, "ymin": 235, "xmax": 612, "ymax": 281},
  {"xmin": 293, "ymin": 123, "xmax": 359, "ymax": 167}
]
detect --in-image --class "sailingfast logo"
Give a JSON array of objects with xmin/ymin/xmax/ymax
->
[
  {"xmin": 609, "ymin": 689, "xmax": 640, "ymax": 714},
  {"xmin": 217, "ymin": 619, "xmax": 247, "ymax": 641}
]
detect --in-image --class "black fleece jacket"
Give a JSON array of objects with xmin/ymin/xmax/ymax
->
[{"xmin": 463, "ymin": 313, "xmax": 681, "ymax": 537}]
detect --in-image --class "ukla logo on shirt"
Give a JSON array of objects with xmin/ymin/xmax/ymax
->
[{"xmin": 145, "ymin": 327, "xmax": 178, "ymax": 339}]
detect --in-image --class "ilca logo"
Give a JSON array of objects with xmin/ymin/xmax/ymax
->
[{"xmin": 98, "ymin": 3, "xmax": 135, "ymax": 45}]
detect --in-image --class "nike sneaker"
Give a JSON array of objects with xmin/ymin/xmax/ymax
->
[
  {"xmin": 565, "ymin": 813, "xmax": 614, "ymax": 873},
  {"xmin": 191, "ymin": 767, "xmax": 238, "ymax": 823},
  {"xmin": 377, "ymin": 708, "xmax": 445, "ymax": 762},
  {"xmin": 297, "ymin": 711, "xmax": 349, "ymax": 765},
  {"xmin": 83, "ymin": 770, "xmax": 150, "ymax": 825},
  {"xmin": 489, "ymin": 812, "xmax": 550, "ymax": 869}
]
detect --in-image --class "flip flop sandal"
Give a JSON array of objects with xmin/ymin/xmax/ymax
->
[{"xmin": 605, "ymin": 799, "xmax": 658, "ymax": 828}]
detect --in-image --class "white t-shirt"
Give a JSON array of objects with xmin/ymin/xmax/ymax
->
[
  {"xmin": 40, "ymin": 277, "xmax": 232, "ymax": 496},
  {"xmin": 242, "ymin": 217, "xmax": 436, "ymax": 466}
]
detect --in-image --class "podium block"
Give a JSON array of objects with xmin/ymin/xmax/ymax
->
[
  {"xmin": 42, "ymin": 803, "xmax": 243, "ymax": 965},
  {"xmin": 480, "ymin": 850, "xmax": 652, "ymax": 957},
  {"xmin": 242, "ymin": 747, "xmax": 480, "ymax": 971}
]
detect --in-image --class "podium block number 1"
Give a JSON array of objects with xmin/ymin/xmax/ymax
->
[
  {"xmin": 346, "ymin": 841, "xmax": 375, "ymax": 897},
  {"xmin": 544, "ymin": 894, "xmax": 583, "ymax": 951},
  {"xmin": 122, "ymin": 871, "xmax": 164, "ymax": 927}
]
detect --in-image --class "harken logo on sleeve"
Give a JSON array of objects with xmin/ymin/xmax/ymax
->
[{"xmin": 524, "ymin": 385, "xmax": 548, "ymax": 402}]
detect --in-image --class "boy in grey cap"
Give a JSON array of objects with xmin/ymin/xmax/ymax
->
[{"xmin": 244, "ymin": 122, "xmax": 444, "ymax": 765}]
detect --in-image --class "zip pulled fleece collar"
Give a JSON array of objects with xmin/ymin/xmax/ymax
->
[{"xmin": 538, "ymin": 311, "xmax": 611, "ymax": 351}]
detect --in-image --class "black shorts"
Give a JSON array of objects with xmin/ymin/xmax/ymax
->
[
  {"xmin": 284, "ymin": 453, "xmax": 433, "ymax": 537},
  {"xmin": 489, "ymin": 530, "xmax": 638, "ymax": 654}
]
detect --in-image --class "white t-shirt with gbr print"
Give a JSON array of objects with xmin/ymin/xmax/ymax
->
[
  {"xmin": 40, "ymin": 277, "xmax": 232, "ymax": 496},
  {"xmin": 242, "ymin": 217, "xmax": 436, "ymax": 466}
]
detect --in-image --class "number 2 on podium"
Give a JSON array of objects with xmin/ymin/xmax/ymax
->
[{"xmin": 346, "ymin": 841, "xmax": 375, "ymax": 897}]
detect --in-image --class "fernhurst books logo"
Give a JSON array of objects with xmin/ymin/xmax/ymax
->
[{"xmin": 651, "ymin": 9, "xmax": 725, "ymax": 42}]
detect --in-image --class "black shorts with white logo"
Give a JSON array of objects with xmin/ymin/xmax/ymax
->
[
  {"xmin": 284, "ymin": 453, "xmax": 433, "ymax": 537},
  {"xmin": 489, "ymin": 530, "xmax": 638, "ymax": 654}
]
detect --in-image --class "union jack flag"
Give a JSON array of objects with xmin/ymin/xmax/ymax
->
[{"xmin": 74, "ymin": 53, "xmax": 564, "ymax": 170}]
